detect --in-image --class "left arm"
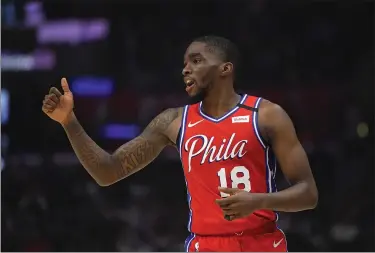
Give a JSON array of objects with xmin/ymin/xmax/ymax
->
[
  {"xmin": 257, "ymin": 100, "xmax": 318, "ymax": 212},
  {"xmin": 216, "ymin": 100, "xmax": 318, "ymax": 219}
]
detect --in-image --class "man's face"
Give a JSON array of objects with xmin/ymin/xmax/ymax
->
[{"xmin": 182, "ymin": 42, "xmax": 223, "ymax": 102}]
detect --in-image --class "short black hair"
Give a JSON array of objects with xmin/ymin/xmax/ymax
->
[{"xmin": 193, "ymin": 35, "xmax": 240, "ymax": 70}]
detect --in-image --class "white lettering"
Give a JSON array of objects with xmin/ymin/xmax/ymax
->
[
  {"xmin": 184, "ymin": 133, "xmax": 248, "ymax": 172},
  {"xmin": 232, "ymin": 115, "xmax": 250, "ymax": 123}
]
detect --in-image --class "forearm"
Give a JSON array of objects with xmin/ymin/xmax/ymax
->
[
  {"xmin": 260, "ymin": 180, "xmax": 318, "ymax": 212},
  {"xmin": 62, "ymin": 113, "xmax": 121, "ymax": 186}
]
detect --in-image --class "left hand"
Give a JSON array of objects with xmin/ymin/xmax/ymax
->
[{"xmin": 215, "ymin": 187, "xmax": 264, "ymax": 221}]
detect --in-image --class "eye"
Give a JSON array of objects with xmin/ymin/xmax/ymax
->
[{"xmin": 193, "ymin": 58, "xmax": 202, "ymax": 64}]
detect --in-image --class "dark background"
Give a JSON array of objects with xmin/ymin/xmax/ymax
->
[{"xmin": 1, "ymin": 0, "xmax": 374, "ymax": 251}]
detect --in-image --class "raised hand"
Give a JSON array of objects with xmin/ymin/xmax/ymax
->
[{"xmin": 42, "ymin": 78, "xmax": 74, "ymax": 124}]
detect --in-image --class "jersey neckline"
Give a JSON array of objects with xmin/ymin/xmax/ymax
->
[{"xmin": 198, "ymin": 94, "xmax": 248, "ymax": 123}]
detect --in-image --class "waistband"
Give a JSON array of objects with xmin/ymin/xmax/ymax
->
[{"xmin": 195, "ymin": 221, "xmax": 278, "ymax": 238}]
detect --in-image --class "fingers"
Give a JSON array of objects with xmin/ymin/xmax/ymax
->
[
  {"xmin": 42, "ymin": 94, "xmax": 59, "ymax": 113},
  {"xmin": 220, "ymin": 205, "xmax": 234, "ymax": 211},
  {"xmin": 61, "ymin": 77, "xmax": 71, "ymax": 94},
  {"xmin": 49, "ymin": 87, "xmax": 62, "ymax": 98},
  {"xmin": 218, "ymin": 187, "xmax": 242, "ymax": 195},
  {"xmin": 215, "ymin": 196, "xmax": 236, "ymax": 207},
  {"xmin": 50, "ymin": 94, "xmax": 59, "ymax": 104},
  {"xmin": 42, "ymin": 103, "xmax": 55, "ymax": 112},
  {"xmin": 220, "ymin": 201, "xmax": 239, "ymax": 213},
  {"xmin": 225, "ymin": 213, "xmax": 243, "ymax": 221},
  {"xmin": 222, "ymin": 209, "xmax": 237, "ymax": 216},
  {"xmin": 224, "ymin": 213, "xmax": 240, "ymax": 221},
  {"xmin": 42, "ymin": 106, "xmax": 51, "ymax": 114},
  {"xmin": 44, "ymin": 94, "xmax": 59, "ymax": 105}
]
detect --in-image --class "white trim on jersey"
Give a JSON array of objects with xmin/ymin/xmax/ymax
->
[
  {"xmin": 184, "ymin": 233, "xmax": 196, "ymax": 252},
  {"xmin": 266, "ymin": 146, "xmax": 273, "ymax": 193},
  {"xmin": 179, "ymin": 105, "xmax": 189, "ymax": 155},
  {"xmin": 252, "ymin": 97, "xmax": 267, "ymax": 149},
  {"xmin": 179, "ymin": 105, "xmax": 194, "ymax": 233},
  {"xmin": 198, "ymin": 94, "xmax": 248, "ymax": 123}
]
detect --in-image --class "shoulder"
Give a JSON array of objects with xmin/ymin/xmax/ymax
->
[
  {"xmin": 142, "ymin": 107, "xmax": 183, "ymax": 145},
  {"xmin": 151, "ymin": 107, "xmax": 183, "ymax": 129},
  {"xmin": 257, "ymin": 99, "xmax": 295, "ymax": 143},
  {"xmin": 258, "ymin": 99, "xmax": 288, "ymax": 121}
]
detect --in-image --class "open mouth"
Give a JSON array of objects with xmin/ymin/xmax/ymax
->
[
  {"xmin": 184, "ymin": 78, "xmax": 195, "ymax": 86},
  {"xmin": 184, "ymin": 78, "xmax": 196, "ymax": 92},
  {"xmin": 186, "ymin": 79, "xmax": 195, "ymax": 86}
]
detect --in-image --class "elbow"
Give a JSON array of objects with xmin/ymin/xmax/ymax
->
[
  {"xmin": 92, "ymin": 172, "xmax": 117, "ymax": 187},
  {"xmin": 92, "ymin": 158, "xmax": 123, "ymax": 187},
  {"xmin": 94, "ymin": 172, "xmax": 128, "ymax": 187},
  {"xmin": 306, "ymin": 184, "xmax": 319, "ymax": 209},
  {"xmin": 88, "ymin": 169, "xmax": 116, "ymax": 187},
  {"xmin": 92, "ymin": 176, "xmax": 113, "ymax": 187},
  {"xmin": 96, "ymin": 180, "xmax": 113, "ymax": 187},
  {"xmin": 308, "ymin": 194, "xmax": 318, "ymax": 210}
]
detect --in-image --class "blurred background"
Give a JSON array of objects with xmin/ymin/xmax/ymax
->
[{"xmin": 1, "ymin": 0, "xmax": 374, "ymax": 251}]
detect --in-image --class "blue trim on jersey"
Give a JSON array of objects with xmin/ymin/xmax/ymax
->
[
  {"xmin": 252, "ymin": 97, "xmax": 267, "ymax": 149},
  {"xmin": 198, "ymin": 94, "xmax": 248, "ymax": 123},
  {"xmin": 275, "ymin": 208, "xmax": 288, "ymax": 251},
  {"xmin": 265, "ymin": 147, "xmax": 272, "ymax": 193},
  {"xmin": 253, "ymin": 97, "xmax": 277, "ymax": 194},
  {"xmin": 178, "ymin": 105, "xmax": 194, "ymax": 232},
  {"xmin": 266, "ymin": 144, "xmax": 286, "ymax": 250},
  {"xmin": 178, "ymin": 105, "xmax": 189, "ymax": 154},
  {"xmin": 176, "ymin": 127, "xmax": 182, "ymax": 153},
  {"xmin": 271, "ymin": 156, "xmax": 278, "ymax": 193},
  {"xmin": 266, "ymin": 147, "xmax": 278, "ymax": 193},
  {"xmin": 185, "ymin": 179, "xmax": 193, "ymax": 232},
  {"xmin": 184, "ymin": 233, "xmax": 196, "ymax": 252},
  {"xmin": 277, "ymin": 224, "xmax": 288, "ymax": 252}
]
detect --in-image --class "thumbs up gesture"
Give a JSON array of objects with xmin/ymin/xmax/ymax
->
[{"xmin": 42, "ymin": 78, "xmax": 74, "ymax": 125}]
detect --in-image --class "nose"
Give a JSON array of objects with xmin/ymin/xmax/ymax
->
[{"xmin": 182, "ymin": 64, "xmax": 192, "ymax": 76}]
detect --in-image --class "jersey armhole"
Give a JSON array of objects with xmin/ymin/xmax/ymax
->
[
  {"xmin": 252, "ymin": 97, "xmax": 269, "ymax": 149},
  {"xmin": 176, "ymin": 127, "xmax": 182, "ymax": 151},
  {"xmin": 177, "ymin": 105, "xmax": 189, "ymax": 154}
]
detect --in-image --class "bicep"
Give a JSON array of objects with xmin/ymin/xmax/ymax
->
[
  {"xmin": 273, "ymin": 135, "xmax": 313, "ymax": 184},
  {"xmin": 263, "ymin": 104, "xmax": 314, "ymax": 184},
  {"xmin": 109, "ymin": 107, "xmax": 180, "ymax": 182}
]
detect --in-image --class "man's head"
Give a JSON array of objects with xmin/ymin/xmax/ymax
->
[{"xmin": 182, "ymin": 36, "xmax": 239, "ymax": 103}]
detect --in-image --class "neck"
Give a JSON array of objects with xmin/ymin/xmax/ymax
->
[{"xmin": 201, "ymin": 84, "xmax": 241, "ymax": 118}]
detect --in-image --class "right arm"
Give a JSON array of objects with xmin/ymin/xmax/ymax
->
[{"xmin": 62, "ymin": 108, "xmax": 180, "ymax": 186}]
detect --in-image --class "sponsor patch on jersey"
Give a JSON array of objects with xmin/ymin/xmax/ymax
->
[{"xmin": 232, "ymin": 115, "xmax": 250, "ymax": 123}]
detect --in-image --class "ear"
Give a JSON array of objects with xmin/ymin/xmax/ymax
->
[{"xmin": 220, "ymin": 62, "xmax": 234, "ymax": 77}]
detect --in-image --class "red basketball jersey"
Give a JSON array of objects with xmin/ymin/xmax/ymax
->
[{"xmin": 178, "ymin": 94, "xmax": 278, "ymax": 235}]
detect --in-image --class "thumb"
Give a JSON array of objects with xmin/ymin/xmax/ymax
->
[
  {"xmin": 61, "ymin": 78, "xmax": 72, "ymax": 94},
  {"xmin": 218, "ymin": 187, "xmax": 242, "ymax": 195}
]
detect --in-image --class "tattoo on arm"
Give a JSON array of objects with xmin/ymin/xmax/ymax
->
[
  {"xmin": 112, "ymin": 108, "xmax": 179, "ymax": 179},
  {"xmin": 63, "ymin": 108, "xmax": 179, "ymax": 186}
]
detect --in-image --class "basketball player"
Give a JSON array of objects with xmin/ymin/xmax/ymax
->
[{"xmin": 42, "ymin": 36, "xmax": 318, "ymax": 252}]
